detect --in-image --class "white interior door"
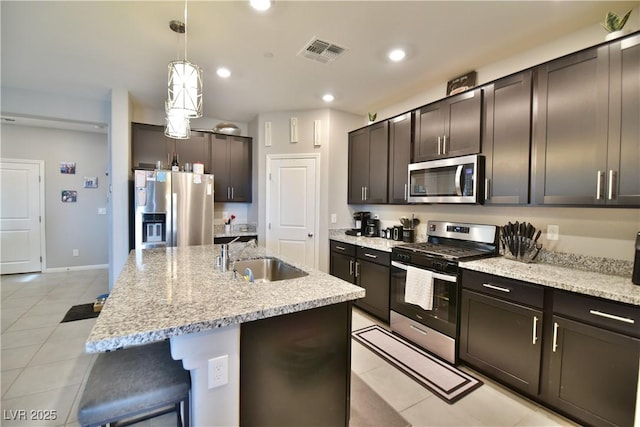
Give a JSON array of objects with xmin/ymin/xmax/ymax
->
[
  {"xmin": 267, "ymin": 155, "xmax": 318, "ymax": 268},
  {"xmin": 0, "ymin": 159, "xmax": 44, "ymax": 274}
]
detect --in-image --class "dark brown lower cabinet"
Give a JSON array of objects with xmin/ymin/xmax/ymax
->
[
  {"xmin": 355, "ymin": 257, "xmax": 390, "ymax": 323},
  {"xmin": 329, "ymin": 241, "xmax": 390, "ymax": 323},
  {"xmin": 460, "ymin": 289, "xmax": 542, "ymax": 396},
  {"xmin": 546, "ymin": 289, "xmax": 640, "ymax": 427},
  {"xmin": 240, "ymin": 302, "xmax": 352, "ymax": 427},
  {"xmin": 460, "ymin": 269, "xmax": 640, "ymax": 427}
]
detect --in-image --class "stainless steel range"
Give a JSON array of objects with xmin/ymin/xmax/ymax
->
[{"xmin": 390, "ymin": 220, "xmax": 498, "ymax": 364}]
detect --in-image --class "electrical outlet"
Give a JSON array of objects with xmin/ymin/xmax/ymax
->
[
  {"xmin": 72, "ymin": 249, "xmax": 79, "ymax": 257},
  {"xmin": 208, "ymin": 355, "xmax": 228, "ymax": 389},
  {"xmin": 547, "ymin": 225, "xmax": 559, "ymax": 241},
  {"xmin": 331, "ymin": 213, "xmax": 337, "ymax": 224},
  {"xmin": 98, "ymin": 207, "xmax": 107, "ymax": 215},
  {"xmin": 222, "ymin": 211, "xmax": 229, "ymax": 221}
]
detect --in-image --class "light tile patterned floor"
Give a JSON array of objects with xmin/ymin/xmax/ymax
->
[{"xmin": 1, "ymin": 269, "xmax": 578, "ymax": 426}]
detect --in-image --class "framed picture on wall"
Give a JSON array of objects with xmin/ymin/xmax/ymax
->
[
  {"xmin": 60, "ymin": 162, "xmax": 76, "ymax": 174},
  {"xmin": 84, "ymin": 177, "xmax": 98, "ymax": 188},
  {"xmin": 61, "ymin": 190, "xmax": 77, "ymax": 203}
]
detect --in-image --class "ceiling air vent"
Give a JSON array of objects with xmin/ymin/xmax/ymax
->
[{"xmin": 297, "ymin": 37, "xmax": 348, "ymax": 64}]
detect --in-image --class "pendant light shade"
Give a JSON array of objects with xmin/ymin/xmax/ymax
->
[
  {"xmin": 165, "ymin": 103, "xmax": 191, "ymax": 139},
  {"xmin": 167, "ymin": 60, "xmax": 203, "ymax": 118}
]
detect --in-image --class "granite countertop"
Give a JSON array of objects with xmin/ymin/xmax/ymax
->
[
  {"xmin": 214, "ymin": 223, "xmax": 258, "ymax": 239},
  {"xmin": 329, "ymin": 228, "xmax": 639, "ymax": 306},
  {"xmin": 85, "ymin": 244, "xmax": 365, "ymax": 353},
  {"xmin": 461, "ymin": 256, "xmax": 640, "ymax": 306},
  {"xmin": 329, "ymin": 229, "xmax": 419, "ymax": 252}
]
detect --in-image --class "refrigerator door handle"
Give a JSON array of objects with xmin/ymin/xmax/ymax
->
[{"xmin": 171, "ymin": 192, "xmax": 178, "ymax": 246}]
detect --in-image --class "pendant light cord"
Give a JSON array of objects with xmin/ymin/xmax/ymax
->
[{"xmin": 183, "ymin": 0, "xmax": 188, "ymax": 62}]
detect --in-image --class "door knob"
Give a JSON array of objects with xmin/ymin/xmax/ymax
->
[{"xmin": 308, "ymin": 233, "xmax": 314, "ymax": 237}]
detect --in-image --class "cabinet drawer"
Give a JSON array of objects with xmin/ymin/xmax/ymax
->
[
  {"xmin": 554, "ymin": 290, "xmax": 640, "ymax": 338},
  {"xmin": 356, "ymin": 247, "xmax": 390, "ymax": 266},
  {"xmin": 330, "ymin": 240, "xmax": 355, "ymax": 257},
  {"xmin": 461, "ymin": 269, "xmax": 543, "ymax": 308}
]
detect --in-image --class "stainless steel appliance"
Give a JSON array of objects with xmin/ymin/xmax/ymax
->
[
  {"xmin": 390, "ymin": 220, "xmax": 498, "ymax": 363},
  {"xmin": 134, "ymin": 170, "xmax": 214, "ymax": 249},
  {"xmin": 408, "ymin": 154, "xmax": 484, "ymax": 204}
]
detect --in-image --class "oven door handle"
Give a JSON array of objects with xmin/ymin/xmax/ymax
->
[{"xmin": 391, "ymin": 261, "xmax": 457, "ymax": 283}]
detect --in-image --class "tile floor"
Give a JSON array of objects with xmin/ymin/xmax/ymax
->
[{"xmin": 1, "ymin": 269, "xmax": 578, "ymax": 427}]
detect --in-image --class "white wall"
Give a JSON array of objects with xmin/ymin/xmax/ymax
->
[
  {"xmin": 249, "ymin": 109, "xmax": 361, "ymax": 272},
  {"xmin": 0, "ymin": 125, "xmax": 109, "ymax": 270}
]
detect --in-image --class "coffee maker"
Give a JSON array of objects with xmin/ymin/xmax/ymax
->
[
  {"xmin": 365, "ymin": 219, "xmax": 380, "ymax": 237},
  {"xmin": 346, "ymin": 211, "xmax": 370, "ymax": 236}
]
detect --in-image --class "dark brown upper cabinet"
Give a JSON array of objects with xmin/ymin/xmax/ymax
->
[
  {"xmin": 387, "ymin": 112, "xmax": 413, "ymax": 204},
  {"xmin": 212, "ymin": 133, "xmax": 252, "ymax": 203},
  {"xmin": 131, "ymin": 122, "xmax": 210, "ymax": 172},
  {"xmin": 533, "ymin": 33, "xmax": 639, "ymax": 207},
  {"xmin": 348, "ymin": 121, "xmax": 389, "ymax": 204},
  {"xmin": 413, "ymin": 88, "xmax": 482, "ymax": 162},
  {"xmin": 482, "ymin": 71, "xmax": 533, "ymax": 205}
]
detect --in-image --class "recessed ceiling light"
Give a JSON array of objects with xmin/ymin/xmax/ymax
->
[
  {"xmin": 250, "ymin": 0, "xmax": 271, "ymax": 11},
  {"xmin": 322, "ymin": 94, "xmax": 334, "ymax": 102},
  {"xmin": 388, "ymin": 48, "xmax": 406, "ymax": 62},
  {"xmin": 217, "ymin": 67, "xmax": 231, "ymax": 78}
]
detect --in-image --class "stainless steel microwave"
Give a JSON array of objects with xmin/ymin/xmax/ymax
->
[{"xmin": 407, "ymin": 154, "xmax": 484, "ymax": 204}]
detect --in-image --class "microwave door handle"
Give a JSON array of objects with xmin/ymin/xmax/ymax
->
[{"xmin": 454, "ymin": 165, "xmax": 463, "ymax": 196}]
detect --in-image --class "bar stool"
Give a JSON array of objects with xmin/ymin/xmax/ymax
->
[{"xmin": 78, "ymin": 340, "xmax": 191, "ymax": 427}]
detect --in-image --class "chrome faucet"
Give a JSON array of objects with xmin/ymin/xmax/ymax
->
[{"xmin": 220, "ymin": 236, "xmax": 241, "ymax": 271}]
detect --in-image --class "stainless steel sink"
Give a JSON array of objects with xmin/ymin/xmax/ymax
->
[{"xmin": 233, "ymin": 257, "xmax": 308, "ymax": 282}]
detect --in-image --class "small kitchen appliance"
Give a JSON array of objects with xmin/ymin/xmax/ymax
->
[
  {"xmin": 365, "ymin": 219, "xmax": 380, "ymax": 237},
  {"xmin": 346, "ymin": 211, "xmax": 370, "ymax": 236},
  {"xmin": 390, "ymin": 220, "xmax": 498, "ymax": 364}
]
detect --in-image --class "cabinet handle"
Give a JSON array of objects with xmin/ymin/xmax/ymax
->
[
  {"xmin": 437, "ymin": 136, "xmax": 442, "ymax": 155},
  {"xmin": 485, "ymin": 178, "xmax": 490, "ymax": 201},
  {"xmin": 410, "ymin": 325, "xmax": 428, "ymax": 336},
  {"xmin": 589, "ymin": 309, "xmax": 635, "ymax": 324},
  {"xmin": 404, "ymin": 183, "xmax": 408, "ymax": 201},
  {"xmin": 355, "ymin": 261, "xmax": 360, "ymax": 278},
  {"xmin": 596, "ymin": 171, "xmax": 605, "ymax": 200},
  {"xmin": 607, "ymin": 170, "xmax": 617, "ymax": 200},
  {"xmin": 349, "ymin": 259, "xmax": 354, "ymax": 276},
  {"xmin": 482, "ymin": 283, "xmax": 511, "ymax": 293},
  {"xmin": 364, "ymin": 253, "xmax": 378, "ymax": 259},
  {"xmin": 335, "ymin": 245, "xmax": 346, "ymax": 251},
  {"xmin": 361, "ymin": 187, "xmax": 365, "ymax": 201},
  {"xmin": 227, "ymin": 187, "xmax": 231, "ymax": 199},
  {"xmin": 552, "ymin": 322, "xmax": 559, "ymax": 352},
  {"xmin": 231, "ymin": 187, "xmax": 234, "ymax": 199},
  {"xmin": 532, "ymin": 316, "xmax": 539, "ymax": 345},
  {"xmin": 442, "ymin": 135, "xmax": 447, "ymax": 154}
]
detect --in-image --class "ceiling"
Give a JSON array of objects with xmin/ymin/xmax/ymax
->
[{"xmin": 1, "ymin": 1, "xmax": 637, "ymax": 125}]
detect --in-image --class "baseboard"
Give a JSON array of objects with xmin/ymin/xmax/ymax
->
[{"xmin": 44, "ymin": 264, "xmax": 108, "ymax": 273}]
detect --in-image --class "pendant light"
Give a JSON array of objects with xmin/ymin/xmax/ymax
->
[{"xmin": 165, "ymin": 0, "xmax": 202, "ymax": 139}]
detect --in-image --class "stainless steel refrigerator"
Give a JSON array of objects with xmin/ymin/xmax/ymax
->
[{"xmin": 134, "ymin": 170, "xmax": 214, "ymax": 249}]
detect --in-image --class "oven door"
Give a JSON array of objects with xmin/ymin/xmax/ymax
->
[{"xmin": 390, "ymin": 260, "xmax": 458, "ymax": 338}]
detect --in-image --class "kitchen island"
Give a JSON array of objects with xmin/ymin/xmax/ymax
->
[{"xmin": 85, "ymin": 244, "xmax": 365, "ymax": 426}]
